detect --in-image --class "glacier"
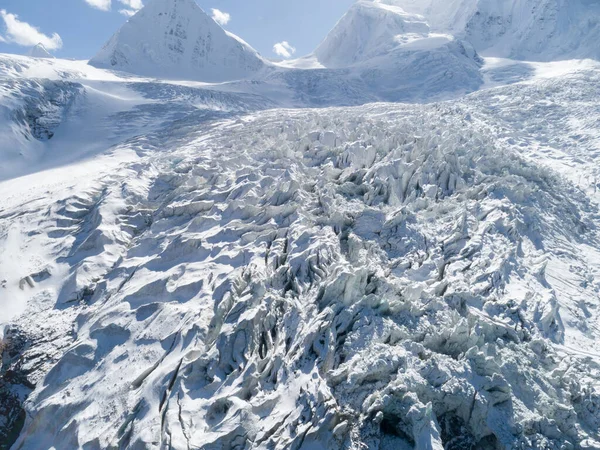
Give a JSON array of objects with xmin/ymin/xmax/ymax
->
[{"xmin": 1, "ymin": 0, "xmax": 600, "ymax": 449}]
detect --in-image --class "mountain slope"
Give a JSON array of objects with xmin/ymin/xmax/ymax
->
[
  {"xmin": 387, "ymin": 0, "xmax": 600, "ymax": 60},
  {"xmin": 88, "ymin": 0, "xmax": 266, "ymax": 81},
  {"xmin": 463, "ymin": 0, "xmax": 600, "ymax": 60},
  {"xmin": 314, "ymin": 1, "xmax": 431, "ymax": 68}
]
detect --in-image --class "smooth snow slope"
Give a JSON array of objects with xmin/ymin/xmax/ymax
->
[
  {"xmin": 2, "ymin": 59, "xmax": 600, "ymax": 448},
  {"xmin": 386, "ymin": 0, "xmax": 600, "ymax": 61},
  {"xmin": 89, "ymin": 0, "xmax": 266, "ymax": 82}
]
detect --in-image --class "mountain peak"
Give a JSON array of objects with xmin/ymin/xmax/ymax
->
[
  {"xmin": 27, "ymin": 43, "xmax": 54, "ymax": 59},
  {"xmin": 314, "ymin": 1, "xmax": 431, "ymax": 68},
  {"xmin": 89, "ymin": 0, "xmax": 265, "ymax": 81}
]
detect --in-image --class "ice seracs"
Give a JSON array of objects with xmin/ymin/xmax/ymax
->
[
  {"xmin": 27, "ymin": 43, "xmax": 54, "ymax": 59},
  {"xmin": 88, "ymin": 0, "xmax": 266, "ymax": 81}
]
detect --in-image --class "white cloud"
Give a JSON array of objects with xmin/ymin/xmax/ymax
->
[
  {"xmin": 118, "ymin": 0, "xmax": 143, "ymax": 16},
  {"xmin": 85, "ymin": 0, "xmax": 143, "ymax": 15},
  {"xmin": 84, "ymin": 0, "xmax": 112, "ymax": 11},
  {"xmin": 273, "ymin": 41, "xmax": 296, "ymax": 59},
  {"xmin": 0, "ymin": 10, "xmax": 62, "ymax": 50},
  {"xmin": 118, "ymin": 0, "xmax": 143, "ymax": 10},
  {"xmin": 119, "ymin": 9, "xmax": 136, "ymax": 17},
  {"xmin": 211, "ymin": 8, "xmax": 230, "ymax": 26}
]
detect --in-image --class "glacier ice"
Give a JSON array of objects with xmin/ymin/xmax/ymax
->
[
  {"xmin": 2, "ymin": 0, "xmax": 600, "ymax": 448},
  {"xmin": 2, "ymin": 95, "xmax": 600, "ymax": 448}
]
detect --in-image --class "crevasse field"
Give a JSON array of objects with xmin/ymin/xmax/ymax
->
[{"xmin": 2, "ymin": 0, "xmax": 600, "ymax": 449}]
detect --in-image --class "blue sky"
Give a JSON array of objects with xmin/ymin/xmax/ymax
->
[{"xmin": 0, "ymin": 0, "xmax": 355, "ymax": 60}]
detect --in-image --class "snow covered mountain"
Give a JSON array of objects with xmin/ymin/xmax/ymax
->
[
  {"xmin": 86, "ymin": 0, "xmax": 482, "ymax": 101},
  {"xmin": 27, "ymin": 44, "xmax": 54, "ymax": 59},
  {"xmin": 312, "ymin": 0, "xmax": 483, "ymax": 101},
  {"xmin": 315, "ymin": 1, "xmax": 431, "ymax": 68},
  {"xmin": 389, "ymin": 0, "xmax": 600, "ymax": 60},
  {"xmin": 463, "ymin": 0, "xmax": 600, "ymax": 60},
  {"xmin": 89, "ymin": 0, "xmax": 266, "ymax": 81}
]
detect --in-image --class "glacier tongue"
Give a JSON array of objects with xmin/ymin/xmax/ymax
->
[{"xmin": 3, "ymin": 89, "xmax": 600, "ymax": 448}]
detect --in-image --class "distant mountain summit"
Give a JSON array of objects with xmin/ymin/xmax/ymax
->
[
  {"xmin": 88, "ymin": 0, "xmax": 265, "ymax": 81},
  {"xmin": 313, "ymin": 0, "xmax": 483, "ymax": 101},
  {"xmin": 28, "ymin": 43, "xmax": 54, "ymax": 59},
  {"xmin": 315, "ymin": 1, "xmax": 431, "ymax": 68}
]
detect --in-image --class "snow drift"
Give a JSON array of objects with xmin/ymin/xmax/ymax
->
[{"xmin": 88, "ymin": 0, "xmax": 266, "ymax": 81}]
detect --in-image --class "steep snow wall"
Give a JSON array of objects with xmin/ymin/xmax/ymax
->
[
  {"xmin": 0, "ymin": 77, "xmax": 83, "ymax": 178},
  {"xmin": 386, "ymin": 0, "xmax": 600, "ymax": 61}
]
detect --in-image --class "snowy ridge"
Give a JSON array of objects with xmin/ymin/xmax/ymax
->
[
  {"xmin": 314, "ymin": 1, "xmax": 431, "ymax": 68},
  {"xmin": 89, "ymin": 0, "xmax": 266, "ymax": 82},
  {"xmin": 86, "ymin": 0, "xmax": 484, "ymax": 101}
]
